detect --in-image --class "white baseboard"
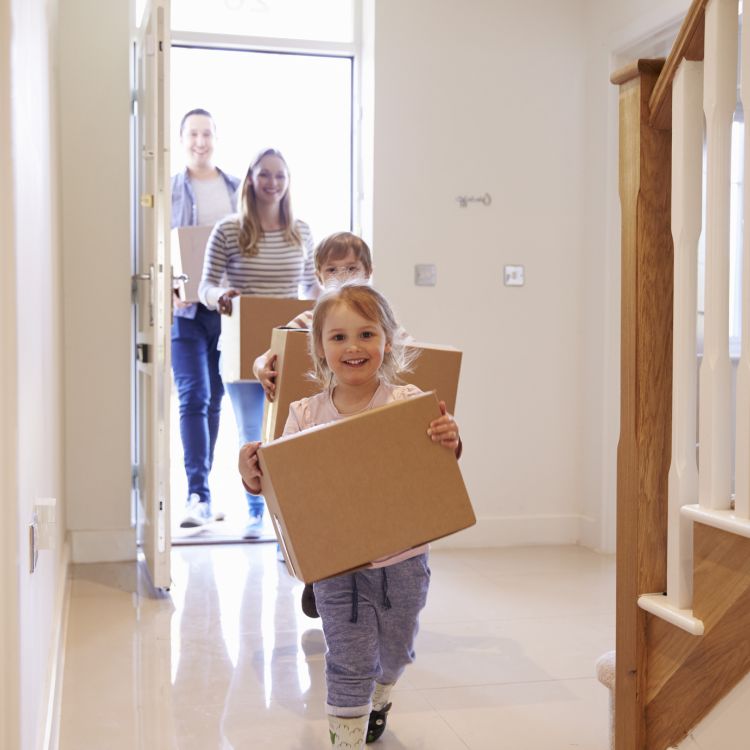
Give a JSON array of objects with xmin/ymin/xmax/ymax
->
[
  {"xmin": 431, "ymin": 513, "xmax": 585, "ymax": 549},
  {"xmin": 69, "ymin": 529, "xmax": 136, "ymax": 563},
  {"xmin": 39, "ymin": 538, "xmax": 70, "ymax": 750}
]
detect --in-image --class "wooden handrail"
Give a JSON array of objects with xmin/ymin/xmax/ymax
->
[{"xmin": 649, "ymin": 0, "xmax": 709, "ymax": 130}]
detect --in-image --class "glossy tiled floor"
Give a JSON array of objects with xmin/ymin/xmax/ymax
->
[{"xmin": 59, "ymin": 544, "xmax": 614, "ymax": 749}]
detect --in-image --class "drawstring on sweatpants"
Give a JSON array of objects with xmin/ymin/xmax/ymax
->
[
  {"xmin": 349, "ymin": 569, "xmax": 393, "ymax": 624},
  {"xmin": 381, "ymin": 568, "xmax": 392, "ymax": 610},
  {"xmin": 350, "ymin": 574, "xmax": 359, "ymax": 623}
]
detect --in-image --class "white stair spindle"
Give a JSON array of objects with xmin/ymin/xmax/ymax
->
[
  {"xmin": 699, "ymin": 0, "xmax": 737, "ymax": 510},
  {"xmin": 668, "ymin": 60, "xmax": 703, "ymax": 607},
  {"xmin": 736, "ymin": 2, "xmax": 750, "ymax": 519}
]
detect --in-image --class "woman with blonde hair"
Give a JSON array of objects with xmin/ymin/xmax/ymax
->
[{"xmin": 199, "ymin": 147, "xmax": 320, "ymax": 539}]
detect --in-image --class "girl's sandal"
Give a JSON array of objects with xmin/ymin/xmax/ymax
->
[{"xmin": 366, "ymin": 702, "xmax": 392, "ymax": 743}]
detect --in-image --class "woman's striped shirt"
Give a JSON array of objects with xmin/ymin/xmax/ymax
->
[{"xmin": 198, "ymin": 216, "xmax": 318, "ymax": 308}]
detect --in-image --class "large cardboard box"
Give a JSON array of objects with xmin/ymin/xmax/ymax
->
[
  {"xmin": 261, "ymin": 330, "xmax": 463, "ymax": 442},
  {"xmin": 261, "ymin": 327, "xmax": 319, "ymax": 442},
  {"xmin": 402, "ymin": 342, "xmax": 462, "ymax": 415},
  {"xmin": 221, "ymin": 296, "xmax": 315, "ymax": 382},
  {"xmin": 258, "ymin": 391, "xmax": 475, "ymax": 582},
  {"xmin": 171, "ymin": 225, "xmax": 213, "ymax": 303}
]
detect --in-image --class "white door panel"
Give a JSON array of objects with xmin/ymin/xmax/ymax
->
[{"xmin": 133, "ymin": 0, "xmax": 171, "ymax": 590}]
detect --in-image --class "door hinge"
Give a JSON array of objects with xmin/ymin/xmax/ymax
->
[{"xmin": 136, "ymin": 343, "xmax": 151, "ymax": 363}]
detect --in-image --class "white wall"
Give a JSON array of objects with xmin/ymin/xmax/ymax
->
[
  {"xmin": 59, "ymin": 0, "xmax": 134, "ymax": 563},
  {"xmin": 370, "ymin": 0, "xmax": 589, "ymax": 547},
  {"xmin": 7, "ymin": 0, "xmax": 68, "ymax": 747},
  {"xmin": 1, "ymin": 0, "xmax": 21, "ymax": 744}
]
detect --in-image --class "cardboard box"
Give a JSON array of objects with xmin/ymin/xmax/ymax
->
[
  {"xmin": 402, "ymin": 342, "xmax": 462, "ymax": 415},
  {"xmin": 258, "ymin": 391, "xmax": 475, "ymax": 582},
  {"xmin": 171, "ymin": 225, "xmax": 213, "ymax": 303},
  {"xmin": 221, "ymin": 296, "xmax": 315, "ymax": 382},
  {"xmin": 261, "ymin": 331, "xmax": 463, "ymax": 442},
  {"xmin": 261, "ymin": 327, "xmax": 319, "ymax": 443}
]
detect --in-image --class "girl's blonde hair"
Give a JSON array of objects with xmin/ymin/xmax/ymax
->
[
  {"xmin": 238, "ymin": 148, "xmax": 301, "ymax": 257},
  {"xmin": 309, "ymin": 281, "xmax": 416, "ymax": 388}
]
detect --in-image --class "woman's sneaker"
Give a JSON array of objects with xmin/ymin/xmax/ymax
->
[
  {"xmin": 242, "ymin": 515, "xmax": 264, "ymax": 539},
  {"xmin": 366, "ymin": 702, "xmax": 391, "ymax": 743}
]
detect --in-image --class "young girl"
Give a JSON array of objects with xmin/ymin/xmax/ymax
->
[
  {"xmin": 238, "ymin": 282, "xmax": 461, "ymax": 748},
  {"xmin": 199, "ymin": 147, "xmax": 321, "ymax": 539}
]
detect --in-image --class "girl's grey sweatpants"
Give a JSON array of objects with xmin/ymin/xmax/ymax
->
[{"xmin": 314, "ymin": 553, "xmax": 431, "ymax": 718}]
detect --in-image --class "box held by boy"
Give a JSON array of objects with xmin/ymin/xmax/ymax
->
[
  {"xmin": 221, "ymin": 296, "xmax": 315, "ymax": 382},
  {"xmin": 171, "ymin": 225, "xmax": 213, "ymax": 303},
  {"xmin": 262, "ymin": 329, "xmax": 462, "ymax": 442},
  {"xmin": 258, "ymin": 391, "xmax": 475, "ymax": 583}
]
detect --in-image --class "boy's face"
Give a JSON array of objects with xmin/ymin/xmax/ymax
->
[{"xmin": 317, "ymin": 249, "xmax": 370, "ymax": 287}]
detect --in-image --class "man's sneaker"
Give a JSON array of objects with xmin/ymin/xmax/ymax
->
[
  {"xmin": 180, "ymin": 494, "xmax": 211, "ymax": 528},
  {"xmin": 366, "ymin": 702, "xmax": 391, "ymax": 743},
  {"xmin": 242, "ymin": 515, "xmax": 264, "ymax": 539},
  {"xmin": 301, "ymin": 583, "xmax": 319, "ymax": 618}
]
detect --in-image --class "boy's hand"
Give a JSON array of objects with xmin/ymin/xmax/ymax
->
[
  {"xmin": 259, "ymin": 353, "xmax": 278, "ymax": 401},
  {"xmin": 427, "ymin": 401, "xmax": 462, "ymax": 457},
  {"xmin": 238, "ymin": 441, "xmax": 263, "ymax": 494}
]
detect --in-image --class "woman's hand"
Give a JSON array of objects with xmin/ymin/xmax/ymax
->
[
  {"xmin": 427, "ymin": 401, "xmax": 462, "ymax": 457},
  {"xmin": 258, "ymin": 353, "xmax": 278, "ymax": 401},
  {"xmin": 238, "ymin": 441, "xmax": 263, "ymax": 494},
  {"xmin": 217, "ymin": 289, "xmax": 240, "ymax": 315}
]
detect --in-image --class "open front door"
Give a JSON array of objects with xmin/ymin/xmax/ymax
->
[{"xmin": 132, "ymin": 0, "xmax": 171, "ymax": 590}]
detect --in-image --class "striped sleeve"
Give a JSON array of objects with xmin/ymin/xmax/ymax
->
[
  {"xmin": 298, "ymin": 222, "xmax": 320, "ymax": 299},
  {"xmin": 198, "ymin": 217, "xmax": 238, "ymax": 309}
]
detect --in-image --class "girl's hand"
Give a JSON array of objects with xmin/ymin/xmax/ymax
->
[
  {"xmin": 427, "ymin": 401, "xmax": 462, "ymax": 457},
  {"xmin": 258, "ymin": 353, "xmax": 278, "ymax": 401},
  {"xmin": 217, "ymin": 289, "xmax": 240, "ymax": 315},
  {"xmin": 238, "ymin": 441, "xmax": 263, "ymax": 494}
]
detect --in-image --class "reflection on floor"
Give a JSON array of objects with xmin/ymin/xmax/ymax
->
[{"xmin": 59, "ymin": 544, "xmax": 614, "ymax": 749}]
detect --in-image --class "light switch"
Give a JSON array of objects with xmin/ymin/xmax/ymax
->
[
  {"xmin": 414, "ymin": 264, "xmax": 437, "ymax": 286},
  {"xmin": 504, "ymin": 265, "xmax": 525, "ymax": 286}
]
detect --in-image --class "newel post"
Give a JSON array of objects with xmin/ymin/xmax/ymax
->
[{"xmin": 611, "ymin": 59, "xmax": 673, "ymax": 750}]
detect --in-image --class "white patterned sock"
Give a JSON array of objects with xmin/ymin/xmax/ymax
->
[
  {"xmin": 328, "ymin": 714, "xmax": 368, "ymax": 749},
  {"xmin": 372, "ymin": 681, "xmax": 395, "ymax": 712}
]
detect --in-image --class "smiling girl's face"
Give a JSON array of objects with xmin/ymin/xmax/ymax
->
[{"xmin": 319, "ymin": 301, "xmax": 391, "ymax": 391}]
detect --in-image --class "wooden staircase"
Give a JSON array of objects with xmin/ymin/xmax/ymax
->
[{"xmin": 612, "ymin": 1, "xmax": 750, "ymax": 747}]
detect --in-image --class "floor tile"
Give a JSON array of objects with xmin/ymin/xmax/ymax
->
[{"xmin": 59, "ymin": 544, "xmax": 614, "ymax": 750}]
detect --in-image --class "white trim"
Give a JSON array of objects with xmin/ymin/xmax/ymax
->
[
  {"xmin": 430, "ymin": 514, "xmax": 585, "ymax": 549},
  {"xmin": 638, "ymin": 593, "xmax": 705, "ymax": 635},
  {"xmin": 682, "ymin": 503, "xmax": 750, "ymax": 539},
  {"xmin": 70, "ymin": 529, "xmax": 137, "ymax": 563},
  {"xmin": 38, "ymin": 540, "xmax": 71, "ymax": 750},
  {"xmin": 170, "ymin": 30, "xmax": 356, "ymax": 56}
]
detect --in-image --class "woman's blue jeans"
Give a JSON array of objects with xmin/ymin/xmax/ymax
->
[
  {"xmin": 224, "ymin": 380, "xmax": 266, "ymax": 519},
  {"xmin": 171, "ymin": 304, "xmax": 224, "ymax": 505}
]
